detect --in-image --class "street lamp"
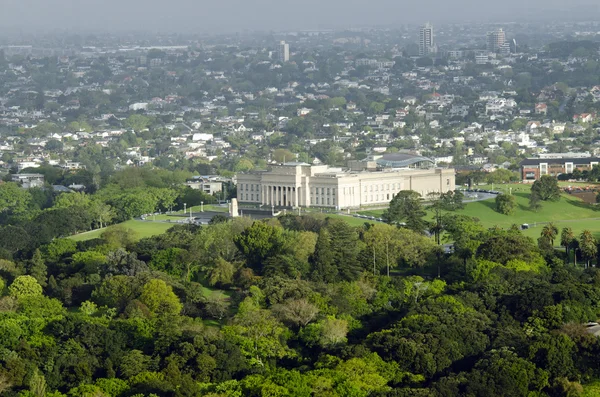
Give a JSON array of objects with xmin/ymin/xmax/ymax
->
[
  {"xmin": 183, "ymin": 203, "xmax": 186, "ymax": 214},
  {"xmin": 201, "ymin": 201, "xmax": 204, "ymax": 212}
]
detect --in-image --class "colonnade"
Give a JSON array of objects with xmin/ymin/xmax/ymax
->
[{"xmin": 261, "ymin": 185, "xmax": 300, "ymax": 207}]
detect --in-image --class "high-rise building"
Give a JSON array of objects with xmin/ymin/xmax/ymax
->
[
  {"xmin": 486, "ymin": 28, "xmax": 506, "ymax": 52},
  {"xmin": 418, "ymin": 23, "xmax": 436, "ymax": 56},
  {"xmin": 278, "ymin": 41, "xmax": 290, "ymax": 62}
]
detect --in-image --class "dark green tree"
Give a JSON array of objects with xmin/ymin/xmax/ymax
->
[
  {"xmin": 531, "ymin": 175, "xmax": 561, "ymax": 201},
  {"xmin": 28, "ymin": 248, "xmax": 47, "ymax": 287},
  {"xmin": 495, "ymin": 193, "xmax": 516, "ymax": 215},
  {"xmin": 383, "ymin": 190, "xmax": 427, "ymax": 233}
]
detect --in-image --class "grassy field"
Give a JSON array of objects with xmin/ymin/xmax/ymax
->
[
  {"xmin": 69, "ymin": 220, "xmax": 174, "ymax": 242},
  {"xmin": 460, "ymin": 191, "xmax": 600, "ymax": 243},
  {"xmin": 358, "ymin": 183, "xmax": 600, "ymax": 245},
  {"xmin": 304, "ymin": 212, "xmax": 376, "ymax": 227}
]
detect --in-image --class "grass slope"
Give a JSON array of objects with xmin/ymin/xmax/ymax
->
[
  {"xmin": 69, "ymin": 220, "xmax": 174, "ymax": 242},
  {"xmin": 360, "ymin": 183, "xmax": 600, "ymax": 244}
]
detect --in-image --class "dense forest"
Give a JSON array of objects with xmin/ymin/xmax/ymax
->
[{"xmin": 1, "ymin": 195, "xmax": 600, "ymax": 397}]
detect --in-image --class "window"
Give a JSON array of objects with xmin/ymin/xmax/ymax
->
[
  {"xmin": 387, "ymin": 194, "xmax": 390, "ymax": 200},
  {"xmin": 327, "ymin": 198, "xmax": 330, "ymax": 205},
  {"xmin": 245, "ymin": 194, "xmax": 249, "ymax": 200},
  {"xmin": 327, "ymin": 188, "xmax": 330, "ymax": 195},
  {"xmin": 321, "ymin": 188, "xmax": 325, "ymax": 194},
  {"xmin": 311, "ymin": 197, "xmax": 314, "ymax": 204},
  {"xmin": 332, "ymin": 188, "xmax": 336, "ymax": 196},
  {"xmin": 447, "ymin": 179, "xmax": 450, "ymax": 185},
  {"xmin": 316, "ymin": 197, "xmax": 319, "ymax": 204},
  {"xmin": 251, "ymin": 185, "xmax": 254, "ymax": 191}
]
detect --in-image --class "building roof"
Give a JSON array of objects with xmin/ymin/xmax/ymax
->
[
  {"xmin": 282, "ymin": 162, "xmax": 310, "ymax": 166},
  {"xmin": 520, "ymin": 158, "xmax": 600, "ymax": 166},
  {"xmin": 375, "ymin": 153, "xmax": 435, "ymax": 168}
]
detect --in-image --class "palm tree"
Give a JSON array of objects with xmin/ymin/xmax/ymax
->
[
  {"xmin": 579, "ymin": 230, "xmax": 597, "ymax": 269},
  {"xmin": 560, "ymin": 227, "xmax": 575, "ymax": 264},
  {"xmin": 541, "ymin": 223, "xmax": 559, "ymax": 246}
]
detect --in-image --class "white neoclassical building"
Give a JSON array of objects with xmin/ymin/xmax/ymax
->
[{"xmin": 236, "ymin": 156, "xmax": 455, "ymax": 210}]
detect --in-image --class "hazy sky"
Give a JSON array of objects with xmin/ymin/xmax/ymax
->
[{"xmin": 1, "ymin": 0, "xmax": 599, "ymax": 33}]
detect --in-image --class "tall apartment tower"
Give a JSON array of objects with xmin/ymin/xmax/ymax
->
[
  {"xmin": 278, "ymin": 41, "xmax": 290, "ymax": 62},
  {"xmin": 486, "ymin": 28, "xmax": 506, "ymax": 52},
  {"xmin": 418, "ymin": 23, "xmax": 436, "ymax": 56}
]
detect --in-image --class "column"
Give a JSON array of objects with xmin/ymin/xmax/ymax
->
[
  {"xmin": 272, "ymin": 186, "xmax": 276, "ymax": 206},
  {"xmin": 268, "ymin": 185, "xmax": 272, "ymax": 206},
  {"xmin": 277, "ymin": 186, "xmax": 281, "ymax": 207},
  {"xmin": 294, "ymin": 186, "xmax": 299, "ymax": 208}
]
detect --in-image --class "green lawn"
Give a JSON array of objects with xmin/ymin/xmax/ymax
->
[
  {"xmin": 201, "ymin": 285, "xmax": 232, "ymax": 301},
  {"xmin": 458, "ymin": 191, "xmax": 600, "ymax": 243},
  {"xmin": 69, "ymin": 220, "xmax": 174, "ymax": 242},
  {"xmin": 306, "ymin": 212, "xmax": 376, "ymax": 227},
  {"xmin": 359, "ymin": 185, "xmax": 600, "ymax": 244}
]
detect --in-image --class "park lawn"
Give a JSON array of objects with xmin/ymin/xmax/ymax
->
[
  {"xmin": 306, "ymin": 212, "xmax": 376, "ymax": 227},
  {"xmin": 69, "ymin": 220, "xmax": 174, "ymax": 242},
  {"xmin": 201, "ymin": 285, "xmax": 232, "ymax": 301},
  {"xmin": 358, "ymin": 187, "xmax": 600, "ymax": 244},
  {"xmin": 458, "ymin": 191, "xmax": 600, "ymax": 229}
]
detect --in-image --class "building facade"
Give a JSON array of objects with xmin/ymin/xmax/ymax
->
[
  {"xmin": 520, "ymin": 157, "xmax": 600, "ymax": 181},
  {"xmin": 278, "ymin": 41, "xmax": 290, "ymax": 62},
  {"xmin": 486, "ymin": 28, "xmax": 506, "ymax": 52},
  {"xmin": 236, "ymin": 162, "xmax": 455, "ymax": 209},
  {"xmin": 419, "ymin": 23, "xmax": 436, "ymax": 56}
]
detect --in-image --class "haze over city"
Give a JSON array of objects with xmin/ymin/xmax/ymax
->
[{"xmin": 2, "ymin": 0, "xmax": 600, "ymax": 33}]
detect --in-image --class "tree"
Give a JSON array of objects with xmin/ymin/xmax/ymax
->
[
  {"xmin": 223, "ymin": 297, "xmax": 293, "ymax": 368},
  {"xmin": 310, "ymin": 228, "xmax": 338, "ymax": 283},
  {"xmin": 540, "ymin": 223, "xmax": 559, "ymax": 246},
  {"xmin": 8, "ymin": 275, "xmax": 43, "ymax": 299},
  {"xmin": 531, "ymin": 175, "xmax": 561, "ymax": 201},
  {"xmin": 139, "ymin": 279, "xmax": 183, "ymax": 316},
  {"xmin": 272, "ymin": 298, "xmax": 319, "ymax": 328},
  {"xmin": 91, "ymin": 275, "xmax": 139, "ymax": 312},
  {"xmin": 476, "ymin": 230, "xmax": 544, "ymax": 266},
  {"xmin": 120, "ymin": 350, "xmax": 151, "ymax": 378},
  {"xmin": 560, "ymin": 227, "xmax": 575, "ymax": 264},
  {"xmin": 234, "ymin": 221, "xmax": 285, "ymax": 274},
  {"xmin": 0, "ymin": 182, "xmax": 32, "ymax": 217},
  {"xmin": 272, "ymin": 148, "xmax": 295, "ymax": 163},
  {"xmin": 208, "ymin": 257, "xmax": 236, "ymax": 287},
  {"xmin": 495, "ymin": 193, "xmax": 516, "ymax": 215},
  {"xmin": 579, "ymin": 230, "xmax": 597, "ymax": 268},
  {"xmin": 383, "ymin": 190, "xmax": 427, "ymax": 233},
  {"xmin": 362, "ymin": 223, "xmax": 436, "ymax": 275},
  {"xmin": 461, "ymin": 349, "xmax": 549, "ymax": 396},
  {"xmin": 529, "ymin": 191, "xmax": 543, "ymax": 212},
  {"xmin": 29, "ymin": 369, "xmax": 47, "ymax": 397},
  {"xmin": 124, "ymin": 114, "xmax": 151, "ymax": 132},
  {"xmin": 28, "ymin": 249, "xmax": 47, "ymax": 287}
]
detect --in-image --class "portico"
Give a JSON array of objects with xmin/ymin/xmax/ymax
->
[{"xmin": 262, "ymin": 185, "xmax": 301, "ymax": 207}]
